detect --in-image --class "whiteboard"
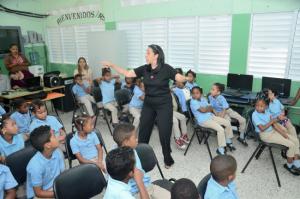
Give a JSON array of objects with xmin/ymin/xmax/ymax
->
[{"xmin": 87, "ymin": 31, "xmax": 127, "ymax": 78}]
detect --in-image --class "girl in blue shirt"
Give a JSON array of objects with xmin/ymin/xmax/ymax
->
[
  {"xmin": 129, "ymin": 79, "xmax": 145, "ymax": 130},
  {"xmin": 70, "ymin": 114, "xmax": 105, "ymax": 172},
  {"xmin": 252, "ymin": 99, "xmax": 300, "ymax": 175},
  {"xmin": 209, "ymin": 83, "xmax": 247, "ymax": 146},
  {"xmin": 0, "ymin": 114, "xmax": 24, "ymax": 163},
  {"xmin": 185, "ymin": 70, "xmax": 198, "ymax": 90}
]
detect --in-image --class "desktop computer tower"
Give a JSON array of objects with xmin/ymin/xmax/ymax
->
[{"xmin": 53, "ymin": 77, "xmax": 75, "ymax": 112}]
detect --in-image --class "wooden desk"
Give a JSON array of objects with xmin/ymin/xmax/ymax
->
[{"xmin": 0, "ymin": 86, "xmax": 65, "ymax": 100}]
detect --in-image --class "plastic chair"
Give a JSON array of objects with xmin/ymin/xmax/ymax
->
[{"xmin": 197, "ymin": 174, "xmax": 211, "ymax": 199}]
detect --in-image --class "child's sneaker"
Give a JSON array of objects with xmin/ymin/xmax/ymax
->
[
  {"xmin": 237, "ymin": 137, "xmax": 248, "ymax": 147},
  {"xmin": 175, "ymin": 138, "xmax": 186, "ymax": 150},
  {"xmin": 180, "ymin": 134, "xmax": 190, "ymax": 144},
  {"xmin": 284, "ymin": 164, "xmax": 300, "ymax": 176}
]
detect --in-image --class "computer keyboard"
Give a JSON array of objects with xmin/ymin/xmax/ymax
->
[
  {"xmin": 223, "ymin": 90, "xmax": 244, "ymax": 97},
  {"xmin": 27, "ymin": 86, "xmax": 44, "ymax": 92}
]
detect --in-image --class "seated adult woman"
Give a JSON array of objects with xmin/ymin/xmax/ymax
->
[
  {"xmin": 4, "ymin": 44, "xmax": 30, "ymax": 73},
  {"xmin": 74, "ymin": 57, "xmax": 93, "ymax": 84}
]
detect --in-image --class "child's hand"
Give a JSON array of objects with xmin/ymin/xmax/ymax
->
[
  {"xmin": 278, "ymin": 115, "xmax": 287, "ymax": 121},
  {"xmin": 282, "ymin": 133, "xmax": 289, "ymax": 139},
  {"xmin": 101, "ymin": 61, "xmax": 112, "ymax": 68},
  {"xmin": 97, "ymin": 161, "xmax": 106, "ymax": 173},
  {"xmin": 133, "ymin": 168, "xmax": 144, "ymax": 185},
  {"xmin": 185, "ymin": 76, "xmax": 193, "ymax": 82}
]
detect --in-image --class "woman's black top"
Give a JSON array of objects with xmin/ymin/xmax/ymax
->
[{"xmin": 134, "ymin": 64, "xmax": 177, "ymax": 103}]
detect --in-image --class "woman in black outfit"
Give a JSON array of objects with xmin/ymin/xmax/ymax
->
[{"xmin": 102, "ymin": 44, "xmax": 191, "ymax": 167}]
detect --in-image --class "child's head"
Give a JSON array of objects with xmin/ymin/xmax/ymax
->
[
  {"xmin": 210, "ymin": 83, "xmax": 225, "ymax": 97},
  {"xmin": 74, "ymin": 113, "xmax": 94, "ymax": 134},
  {"xmin": 186, "ymin": 70, "xmax": 196, "ymax": 82},
  {"xmin": 30, "ymin": 125, "xmax": 59, "ymax": 152},
  {"xmin": 77, "ymin": 57, "xmax": 88, "ymax": 71},
  {"xmin": 210, "ymin": 155, "xmax": 237, "ymax": 185},
  {"xmin": 74, "ymin": 74, "xmax": 83, "ymax": 85},
  {"xmin": 31, "ymin": 100, "xmax": 47, "ymax": 120},
  {"xmin": 175, "ymin": 68, "xmax": 183, "ymax": 75},
  {"xmin": 267, "ymin": 88, "xmax": 278, "ymax": 100},
  {"xmin": 0, "ymin": 114, "xmax": 18, "ymax": 136},
  {"xmin": 191, "ymin": 86, "xmax": 203, "ymax": 100},
  {"xmin": 125, "ymin": 77, "xmax": 135, "ymax": 85},
  {"xmin": 255, "ymin": 99, "xmax": 267, "ymax": 113},
  {"xmin": 175, "ymin": 80, "xmax": 185, "ymax": 89},
  {"xmin": 13, "ymin": 98, "xmax": 28, "ymax": 114},
  {"xmin": 171, "ymin": 178, "xmax": 200, "ymax": 199},
  {"xmin": 135, "ymin": 79, "xmax": 145, "ymax": 91},
  {"xmin": 9, "ymin": 43, "xmax": 19, "ymax": 55},
  {"xmin": 106, "ymin": 146, "xmax": 135, "ymax": 182},
  {"xmin": 113, "ymin": 123, "xmax": 138, "ymax": 149},
  {"xmin": 102, "ymin": 68, "xmax": 112, "ymax": 81}
]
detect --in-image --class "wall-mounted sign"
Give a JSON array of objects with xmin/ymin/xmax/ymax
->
[{"xmin": 57, "ymin": 10, "xmax": 105, "ymax": 25}]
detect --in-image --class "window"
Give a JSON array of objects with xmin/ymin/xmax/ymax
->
[
  {"xmin": 47, "ymin": 23, "xmax": 105, "ymax": 63},
  {"xmin": 288, "ymin": 11, "xmax": 300, "ymax": 81},
  {"xmin": 198, "ymin": 16, "xmax": 232, "ymax": 75},
  {"xmin": 121, "ymin": 0, "xmax": 173, "ymax": 7},
  {"xmin": 117, "ymin": 15, "xmax": 232, "ymax": 74},
  {"xmin": 247, "ymin": 12, "xmax": 295, "ymax": 78}
]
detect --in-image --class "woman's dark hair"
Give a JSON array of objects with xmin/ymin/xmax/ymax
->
[
  {"xmin": 9, "ymin": 43, "xmax": 18, "ymax": 49},
  {"xmin": 186, "ymin": 70, "xmax": 196, "ymax": 78},
  {"xmin": 12, "ymin": 98, "xmax": 26, "ymax": 110},
  {"xmin": 148, "ymin": 44, "xmax": 165, "ymax": 66},
  {"xmin": 77, "ymin": 57, "xmax": 89, "ymax": 74},
  {"xmin": 214, "ymin": 83, "xmax": 225, "ymax": 93},
  {"xmin": 191, "ymin": 86, "xmax": 203, "ymax": 94},
  {"xmin": 102, "ymin": 68, "xmax": 111, "ymax": 76}
]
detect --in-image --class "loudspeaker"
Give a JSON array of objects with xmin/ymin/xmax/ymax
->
[
  {"xmin": 53, "ymin": 77, "xmax": 75, "ymax": 112},
  {"xmin": 44, "ymin": 71, "xmax": 61, "ymax": 88}
]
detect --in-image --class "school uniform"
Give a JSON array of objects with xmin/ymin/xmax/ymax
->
[
  {"xmin": 11, "ymin": 111, "xmax": 31, "ymax": 137},
  {"xmin": 172, "ymin": 93, "xmax": 187, "ymax": 139},
  {"xmin": 134, "ymin": 64, "xmax": 177, "ymax": 165},
  {"xmin": 0, "ymin": 164, "xmax": 18, "ymax": 199},
  {"xmin": 70, "ymin": 131, "xmax": 100, "ymax": 161},
  {"xmin": 204, "ymin": 177, "xmax": 238, "ymax": 199},
  {"xmin": 252, "ymin": 110, "xmax": 300, "ymax": 158},
  {"xmin": 190, "ymin": 98, "xmax": 233, "ymax": 147},
  {"xmin": 100, "ymin": 79, "xmax": 119, "ymax": 124},
  {"xmin": 173, "ymin": 87, "xmax": 190, "ymax": 112},
  {"xmin": 130, "ymin": 150, "xmax": 171, "ymax": 199},
  {"xmin": 0, "ymin": 134, "xmax": 24, "ymax": 157},
  {"xmin": 209, "ymin": 95, "xmax": 246, "ymax": 135},
  {"xmin": 129, "ymin": 86, "xmax": 144, "ymax": 129},
  {"xmin": 26, "ymin": 149, "xmax": 64, "ymax": 199},
  {"xmin": 0, "ymin": 105, "xmax": 6, "ymax": 116},
  {"xmin": 104, "ymin": 177, "xmax": 135, "ymax": 199},
  {"xmin": 72, "ymin": 82, "xmax": 96, "ymax": 116},
  {"xmin": 121, "ymin": 80, "xmax": 135, "ymax": 96},
  {"xmin": 185, "ymin": 81, "xmax": 198, "ymax": 90},
  {"xmin": 74, "ymin": 68, "xmax": 92, "ymax": 83}
]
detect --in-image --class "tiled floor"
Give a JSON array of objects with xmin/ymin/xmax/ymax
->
[{"xmin": 57, "ymin": 110, "xmax": 300, "ymax": 199}]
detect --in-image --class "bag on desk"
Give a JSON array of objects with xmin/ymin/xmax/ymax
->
[{"xmin": 24, "ymin": 91, "xmax": 47, "ymax": 100}]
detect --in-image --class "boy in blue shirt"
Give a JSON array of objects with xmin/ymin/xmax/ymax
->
[
  {"xmin": 173, "ymin": 80, "xmax": 191, "ymax": 115},
  {"xmin": 205, "ymin": 155, "xmax": 238, "ymax": 199},
  {"xmin": 0, "ymin": 164, "xmax": 18, "ymax": 199},
  {"xmin": 209, "ymin": 83, "xmax": 247, "ymax": 146},
  {"xmin": 26, "ymin": 125, "xmax": 65, "ymax": 198},
  {"xmin": 104, "ymin": 146, "xmax": 149, "ymax": 199},
  {"xmin": 99, "ymin": 68, "xmax": 120, "ymax": 126},
  {"xmin": 121, "ymin": 77, "xmax": 135, "ymax": 96},
  {"xmin": 72, "ymin": 74, "xmax": 97, "ymax": 117},
  {"xmin": 252, "ymin": 99, "xmax": 300, "ymax": 175},
  {"xmin": 185, "ymin": 70, "xmax": 198, "ymax": 90},
  {"xmin": 129, "ymin": 79, "xmax": 145, "ymax": 129},
  {"xmin": 113, "ymin": 123, "xmax": 170, "ymax": 198},
  {"xmin": 190, "ymin": 87, "xmax": 234, "ymax": 155},
  {"xmin": 29, "ymin": 99, "xmax": 66, "ymax": 152},
  {"xmin": 0, "ymin": 114, "xmax": 24, "ymax": 162},
  {"xmin": 70, "ymin": 114, "xmax": 105, "ymax": 172},
  {"xmin": 11, "ymin": 98, "xmax": 31, "ymax": 141}
]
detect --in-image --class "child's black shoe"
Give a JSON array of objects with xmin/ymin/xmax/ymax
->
[
  {"xmin": 216, "ymin": 149, "xmax": 226, "ymax": 155},
  {"xmin": 237, "ymin": 137, "xmax": 248, "ymax": 147},
  {"xmin": 226, "ymin": 143, "xmax": 236, "ymax": 151},
  {"xmin": 284, "ymin": 164, "xmax": 300, "ymax": 176}
]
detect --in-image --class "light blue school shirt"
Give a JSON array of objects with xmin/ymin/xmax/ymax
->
[
  {"xmin": 11, "ymin": 111, "xmax": 31, "ymax": 135},
  {"xmin": 129, "ymin": 86, "xmax": 144, "ymax": 109},
  {"xmin": 72, "ymin": 82, "xmax": 89, "ymax": 97},
  {"xmin": 70, "ymin": 131, "xmax": 100, "ymax": 160},
  {"xmin": 0, "ymin": 106, "xmax": 6, "ymax": 116},
  {"xmin": 190, "ymin": 98, "xmax": 213, "ymax": 125},
  {"xmin": 204, "ymin": 177, "xmax": 238, "ymax": 199},
  {"xmin": 252, "ymin": 110, "xmax": 273, "ymax": 133},
  {"xmin": 209, "ymin": 95, "xmax": 229, "ymax": 113},
  {"xmin": 0, "ymin": 134, "xmax": 24, "ymax": 157},
  {"xmin": 0, "ymin": 164, "xmax": 18, "ymax": 199},
  {"xmin": 104, "ymin": 177, "xmax": 135, "ymax": 199},
  {"xmin": 29, "ymin": 116, "xmax": 63, "ymax": 137},
  {"xmin": 173, "ymin": 87, "xmax": 188, "ymax": 112},
  {"xmin": 100, "ymin": 79, "xmax": 116, "ymax": 104},
  {"xmin": 185, "ymin": 81, "xmax": 198, "ymax": 90},
  {"xmin": 268, "ymin": 98, "xmax": 284, "ymax": 119},
  {"xmin": 128, "ymin": 150, "xmax": 151, "ymax": 194},
  {"xmin": 26, "ymin": 149, "xmax": 64, "ymax": 199}
]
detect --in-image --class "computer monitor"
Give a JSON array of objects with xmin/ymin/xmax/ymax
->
[
  {"xmin": 261, "ymin": 76, "xmax": 291, "ymax": 98},
  {"xmin": 227, "ymin": 73, "xmax": 253, "ymax": 91},
  {"xmin": 25, "ymin": 76, "xmax": 41, "ymax": 87}
]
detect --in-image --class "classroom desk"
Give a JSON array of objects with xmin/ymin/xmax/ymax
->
[{"xmin": 222, "ymin": 91, "xmax": 257, "ymax": 105}]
